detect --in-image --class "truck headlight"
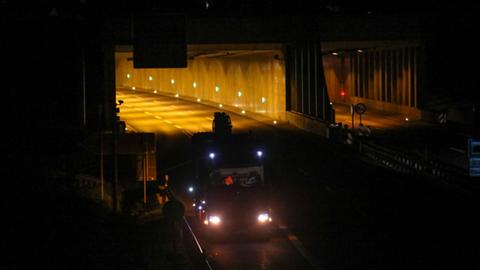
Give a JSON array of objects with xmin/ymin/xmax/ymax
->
[
  {"xmin": 208, "ymin": 215, "xmax": 221, "ymax": 225},
  {"xmin": 257, "ymin": 213, "xmax": 271, "ymax": 223}
]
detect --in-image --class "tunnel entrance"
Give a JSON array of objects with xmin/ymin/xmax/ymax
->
[{"xmin": 115, "ymin": 44, "xmax": 286, "ymax": 121}]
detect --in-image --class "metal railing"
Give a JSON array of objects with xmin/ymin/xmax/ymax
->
[
  {"xmin": 166, "ymin": 189, "xmax": 213, "ymax": 270},
  {"xmin": 329, "ymin": 124, "xmax": 473, "ymax": 192}
]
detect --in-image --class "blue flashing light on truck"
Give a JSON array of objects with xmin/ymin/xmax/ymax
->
[{"xmin": 189, "ymin": 112, "xmax": 273, "ymax": 240}]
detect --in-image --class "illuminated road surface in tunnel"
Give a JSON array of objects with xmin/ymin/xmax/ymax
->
[
  {"xmin": 117, "ymin": 88, "xmax": 273, "ymax": 136},
  {"xmin": 117, "ymin": 88, "xmax": 314, "ymax": 269}
]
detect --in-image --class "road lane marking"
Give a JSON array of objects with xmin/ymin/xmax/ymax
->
[
  {"xmin": 277, "ymin": 223, "xmax": 322, "ymax": 270},
  {"xmin": 449, "ymin": 147, "xmax": 465, "ymax": 154}
]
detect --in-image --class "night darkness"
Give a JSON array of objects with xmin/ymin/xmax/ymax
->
[{"xmin": 3, "ymin": 1, "xmax": 480, "ymax": 269}]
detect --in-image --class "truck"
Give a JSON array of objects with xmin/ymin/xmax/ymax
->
[{"xmin": 189, "ymin": 112, "xmax": 273, "ymax": 240}]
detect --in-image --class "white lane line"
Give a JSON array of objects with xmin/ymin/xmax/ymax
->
[
  {"xmin": 277, "ymin": 223, "xmax": 322, "ymax": 270},
  {"xmin": 182, "ymin": 130, "xmax": 193, "ymax": 137},
  {"xmin": 449, "ymin": 147, "xmax": 466, "ymax": 154}
]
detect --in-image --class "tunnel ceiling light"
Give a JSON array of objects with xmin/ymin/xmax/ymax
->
[
  {"xmin": 237, "ymin": 91, "xmax": 243, "ymax": 97},
  {"xmin": 193, "ymin": 82, "xmax": 197, "ymax": 88},
  {"xmin": 261, "ymin": 97, "xmax": 266, "ymax": 104},
  {"xmin": 219, "ymin": 104, "xmax": 223, "ymax": 108},
  {"xmin": 215, "ymin": 85, "xmax": 220, "ymax": 92},
  {"xmin": 241, "ymin": 110, "xmax": 246, "ymax": 114},
  {"xmin": 148, "ymin": 76, "xmax": 153, "ymax": 81},
  {"xmin": 126, "ymin": 73, "xmax": 131, "ymax": 79},
  {"xmin": 132, "ymin": 86, "xmax": 136, "ymax": 90},
  {"xmin": 197, "ymin": 98, "xmax": 201, "ymax": 102},
  {"xmin": 175, "ymin": 93, "xmax": 179, "ymax": 98},
  {"xmin": 153, "ymin": 90, "xmax": 157, "ymax": 94},
  {"xmin": 357, "ymin": 49, "xmax": 364, "ymax": 53},
  {"xmin": 332, "ymin": 52, "xmax": 339, "ymax": 56},
  {"xmin": 273, "ymin": 120, "xmax": 277, "ymax": 124},
  {"xmin": 171, "ymin": 79, "xmax": 175, "ymax": 85}
]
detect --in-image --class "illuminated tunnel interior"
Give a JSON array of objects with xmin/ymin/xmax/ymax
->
[{"xmin": 115, "ymin": 44, "xmax": 286, "ymax": 122}]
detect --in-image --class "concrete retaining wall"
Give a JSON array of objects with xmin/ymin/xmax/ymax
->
[{"xmin": 286, "ymin": 111, "xmax": 330, "ymax": 138}]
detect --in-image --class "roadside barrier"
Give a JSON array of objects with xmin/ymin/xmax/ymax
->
[
  {"xmin": 360, "ymin": 141, "xmax": 468, "ymax": 182},
  {"xmin": 166, "ymin": 189, "xmax": 213, "ymax": 270},
  {"xmin": 328, "ymin": 125, "xmax": 469, "ymax": 184}
]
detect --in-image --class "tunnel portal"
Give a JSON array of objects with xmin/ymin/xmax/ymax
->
[{"xmin": 116, "ymin": 44, "xmax": 286, "ymax": 122}]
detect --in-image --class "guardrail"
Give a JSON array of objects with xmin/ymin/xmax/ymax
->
[
  {"xmin": 166, "ymin": 189, "xmax": 213, "ymax": 270},
  {"xmin": 359, "ymin": 140, "xmax": 468, "ymax": 181},
  {"xmin": 329, "ymin": 124, "xmax": 470, "ymax": 184}
]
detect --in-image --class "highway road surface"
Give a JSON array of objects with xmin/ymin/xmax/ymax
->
[{"xmin": 117, "ymin": 87, "xmax": 479, "ymax": 270}]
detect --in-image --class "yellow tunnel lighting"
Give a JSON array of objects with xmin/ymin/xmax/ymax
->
[
  {"xmin": 126, "ymin": 73, "xmax": 131, "ymax": 79},
  {"xmin": 153, "ymin": 90, "xmax": 157, "ymax": 94},
  {"xmin": 115, "ymin": 49, "xmax": 287, "ymax": 122},
  {"xmin": 197, "ymin": 98, "xmax": 201, "ymax": 102},
  {"xmin": 241, "ymin": 110, "xmax": 246, "ymax": 114},
  {"xmin": 273, "ymin": 120, "xmax": 277, "ymax": 124},
  {"xmin": 132, "ymin": 86, "xmax": 136, "ymax": 90},
  {"xmin": 175, "ymin": 93, "xmax": 179, "ymax": 98},
  {"xmin": 219, "ymin": 104, "xmax": 223, "ymax": 108}
]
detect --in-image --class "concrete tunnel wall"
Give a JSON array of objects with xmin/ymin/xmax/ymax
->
[{"xmin": 115, "ymin": 51, "xmax": 286, "ymax": 121}]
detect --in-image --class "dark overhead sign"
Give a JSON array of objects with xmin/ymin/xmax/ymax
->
[{"xmin": 133, "ymin": 13, "xmax": 187, "ymax": 68}]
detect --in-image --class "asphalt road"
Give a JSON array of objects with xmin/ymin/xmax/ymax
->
[
  {"xmin": 118, "ymin": 88, "xmax": 316, "ymax": 269},
  {"xmin": 118, "ymin": 88, "xmax": 480, "ymax": 270}
]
